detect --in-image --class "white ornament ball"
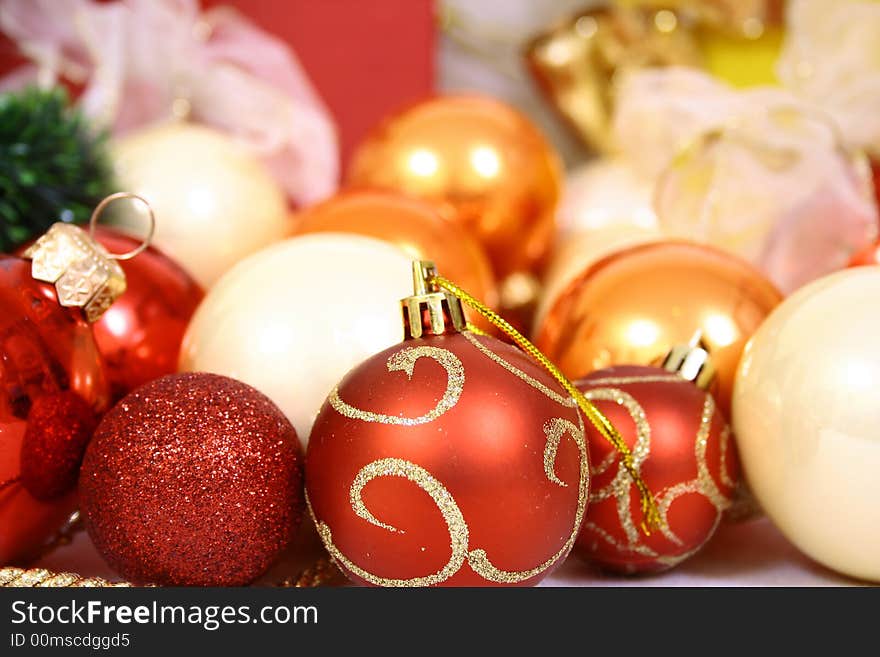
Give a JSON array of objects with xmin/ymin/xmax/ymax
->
[
  {"xmin": 112, "ymin": 122, "xmax": 289, "ymax": 288},
  {"xmin": 179, "ymin": 233, "xmax": 412, "ymax": 444},
  {"xmin": 733, "ymin": 267, "xmax": 880, "ymax": 581}
]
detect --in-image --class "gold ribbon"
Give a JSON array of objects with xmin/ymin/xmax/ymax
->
[
  {"xmin": 430, "ymin": 274, "xmax": 662, "ymax": 533},
  {"xmin": 0, "ymin": 567, "xmax": 130, "ymax": 587},
  {"xmin": 1, "ymin": 560, "xmax": 345, "ymax": 588}
]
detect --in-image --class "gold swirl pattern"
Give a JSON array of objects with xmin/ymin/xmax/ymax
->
[
  {"xmin": 462, "ymin": 332, "xmax": 575, "ymax": 407},
  {"xmin": 583, "ymin": 388, "xmax": 652, "ymax": 546},
  {"xmin": 329, "ymin": 346, "xmax": 465, "ymax": 425},
  {"xmin": 654, "ymin": 518, "xmax": 722, "ymax": 568},
  {"xmin": 543, "ymin": 418, "xmax": 572, "ymax": 487},
  {"xmin": 718, "ymin": 425, "xmax": 735, "ymax": 489},
  {"xmin": 585, "ymin": 375, "xmax": 684, "ymax": 386},
  {"xmin": 467, "ymin": 418, "xmax": 589, "ymax": 584},
  {"xmin": 582, "ymin": 521, "xmax": 657, "ymax": 561},
  {"xmin": 313, "ymin": 336, "xmax": 589, "ymax": 586},
  {"xmin": 653, "ymin": 395, "xmax": 732, "ymax": 546},
  {"xmin": 318, "ymin": 418, "xmax": 588, "ymax": 586},
  {"xmin": 314, "ymin": 458, "xmax": 470, "ymax": 587},
  {"xmin": 590, "ymin": 450, "xmax": 617, "ymax": 478},
  {"xmin": 583, "ymin": 381, "xmax": 733, "ymax": 564},
  {"xmin": 694, "ymin": 395, "xmax": 732, "ymax": 511}
]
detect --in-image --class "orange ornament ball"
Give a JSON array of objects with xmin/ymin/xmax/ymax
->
[
  {"xmin": 291, "ymin": 190, "xmax": 497, "ymax": 312},
  {"xmin": 346, "ymin": 95, "xmax": 562, "ymax": 280},
  {"xmin": 535, "ymin": 242, "xmax": 782, "ymax": 416}
]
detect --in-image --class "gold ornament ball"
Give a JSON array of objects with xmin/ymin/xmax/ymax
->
[
  {"xmin": 179, "ymin": 234, "xmax": 412, "ymax": 444},
  {"xmin": 112, "ymin": 122, "xmax": 290, "ymax": 288},
  {"xmin": 347, "ymin": 95, "xmax": 562, "ymax": 280},
  {"xmin": 733, "ymin": 267, "xmax": 880, "ymax": 582},
  {"xmin": 537, "ymin": 158, "xmax": 661, "ymax": 332},
  {"xmin": 535, "ymin": 241, "xmax": 782, "ymax": 417},
  {"xmin": 535, "ymin": 225, "xmax": 662, "ymax": 334}
]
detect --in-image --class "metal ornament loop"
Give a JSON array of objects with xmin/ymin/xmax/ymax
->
[{"xmin": 89, "ymin": 192, "xmax": 156, "ymax": 261}]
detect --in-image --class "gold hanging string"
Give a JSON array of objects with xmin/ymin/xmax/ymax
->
[{"xmin": 430, "ymin": 274, "xmax": 662, "ymax": 534}]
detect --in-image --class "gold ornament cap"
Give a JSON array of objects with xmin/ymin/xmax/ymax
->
[
  {"xmin": 401, "ymin": 261, "xmax": 466, "ymax": 339},
  {"xmin": 21, "ymin": 193, "xmax": 155, "ymax": 323},
  {"xmin": 661, "ymin": 331, "xmax": 716, "ymax": 390}
]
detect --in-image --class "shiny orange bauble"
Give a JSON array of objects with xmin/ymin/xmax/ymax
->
[
  {"xmin": 306, "ymin": 331, "xmax": 588, "ymax": 587},
  {"xmin": 535, "ymin": 242, "xmax": 782, "ymax": 416},
  {"xmin": 347, "ymin": 95, "xmax": 562, "ymax": 279},
  {"xmin": 291, "ymin": 190, "xmax": 498, "ymax": 314}
]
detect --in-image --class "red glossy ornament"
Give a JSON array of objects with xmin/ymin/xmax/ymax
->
[
  {"xmin": 90, "ymin": 228, "xmax": 203, "ymax": 401},
  {"xmin": 306, "ymin": 321, "xmax": 589, "ymax": 586},
  {"xmin": 574, "ymin": 365, "xmax": 737, "ymax": 573},
  {"xmin": 0, "ymin": 255, "xmax": 108, "ymax": 564},
  {"xmin": 80, "ymin": 372, "xmax": 303, "ymax": 586}
]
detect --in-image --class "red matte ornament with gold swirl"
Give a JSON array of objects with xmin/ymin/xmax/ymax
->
[
  {"xmin": 574, "ymin": 363, "xmax": 737, "ymax": 573},
  {"xmin": 305, "ymin": 263, "xmax": 589, "ymax": 586}
]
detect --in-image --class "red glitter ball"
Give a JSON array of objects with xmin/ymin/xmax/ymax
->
[
  {"xmin": 20, "ymin": 391, "xmax": 98, "ymax": 501},
  {"xmin": 79, "ymin": 372, "xmax": 303, "ymax": 586}
]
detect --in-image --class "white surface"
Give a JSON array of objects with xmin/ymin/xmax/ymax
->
[
  {"xmin": 545, "ymin": 517, "xmax": 856, "ymax": 587},
  {"xmin": 33, "ymin": 517, "xmax": 858, "ymax": 587}
]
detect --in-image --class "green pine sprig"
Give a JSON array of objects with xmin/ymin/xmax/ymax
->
[{"xmin": 0, "ymin": 86, "xmax": 115, "ymax": 252}]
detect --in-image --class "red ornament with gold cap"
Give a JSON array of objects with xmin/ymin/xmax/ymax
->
[
  {"xmin": 573, "ymin": 337, "xmax": 739, "ymax": 573},
  {"xmin": 89, "ymin": 227, "xmax": 204, "ymax": 402},
  {"xmin": 305, "ymin": 261, "xmax": 593, "ymax": 586},
  {"xmin": 0, "ymin": 195, "xmax": 147, "ymax": 564}
]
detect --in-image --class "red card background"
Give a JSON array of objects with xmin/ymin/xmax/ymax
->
[{"xmin": 0, "ymin": 0, "xmax": 436, "ymax": 166}]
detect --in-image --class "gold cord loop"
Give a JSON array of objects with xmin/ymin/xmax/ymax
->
[
  {"xmin": 89, "ymin": 192, "xmax": 155, "ymax": 261},
  {"xmin": 429, "ymin": 274, "xmax": 662, "ymax": 534}
]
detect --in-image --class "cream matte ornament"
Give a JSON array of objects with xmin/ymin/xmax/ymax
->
[
  {"xmin": 112, "ymin": 123, "xmax": 289, "ymax": 288},
  {"xmin": 179, "ymin": 233, "xmax": 413, "ymax": 444},
  {"xmin": 733, "ymin": 267, "xmax": 880, "ymax": 582}
]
